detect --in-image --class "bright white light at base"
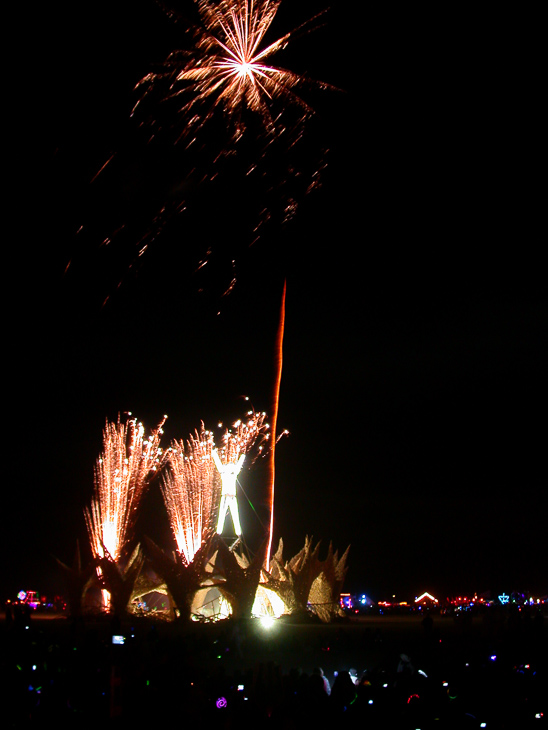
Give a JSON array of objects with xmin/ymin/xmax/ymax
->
[
  {"xmin": 260, "ymin": 616, "xmax": 275, "ymax": 629},
  {"xmin": 218, "ymin": 595, "xmax": 232, "ymax": 620},
  {"xmin": 102, "ymin": 521, "xmax": 117, "ymax": 558},
  {"xmin": 252, "ymin": 585, "xmax": 287, "ymax": 618}
]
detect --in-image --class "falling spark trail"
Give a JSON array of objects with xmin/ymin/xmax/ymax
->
[
  {"xmin": 90, "ymin": 153, "xmax": 116, "ymax": 183},
  {"xmin": 266, "ymin": 279, "xmax": 285, "ymax": 570}
]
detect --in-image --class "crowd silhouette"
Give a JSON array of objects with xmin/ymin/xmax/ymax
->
[{"xmin": 1, "ymin": 604, "xmax": 546, "ymax": 728}]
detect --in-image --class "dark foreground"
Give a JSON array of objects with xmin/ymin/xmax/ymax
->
[{"xmin": 1, "ymin": 609, "xmax": 546, "ymax": 728}]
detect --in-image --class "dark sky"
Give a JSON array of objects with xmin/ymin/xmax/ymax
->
[{"xmin": 5, "ymin": 1, "xmax": 545, "ymax": 603}]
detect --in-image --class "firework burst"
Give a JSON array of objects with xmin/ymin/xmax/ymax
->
[
  {"xmin": 85, "ymin": 414, "xmax": 167, "ymax": 564},
  {"xmin": 161, "ymin": 424, "xmax": 221, "ymax": 565},
  {"xmin": 216, "ymin": 409, "xmax": 270, "ymax": 464},
  {"xmin": 72, "ymin": 1, "xmax": 333, "ymax": 304},
  {"xmin": 133, "ymin": 0, "xmax": 332, "ymax": 143}
]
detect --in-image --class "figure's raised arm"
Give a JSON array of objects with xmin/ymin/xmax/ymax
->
[
  {"xmin": 236, "ymin": 453, "xmax": 246, "ymax": 474},
  {"xmin": 212, "ymin": 448, "xmax": 223, "ymax": 473}
]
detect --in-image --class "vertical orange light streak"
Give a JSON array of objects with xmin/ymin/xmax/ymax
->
[{"xmin": 266, "ymin": 279, "xmax": 286, "ymax": 570}]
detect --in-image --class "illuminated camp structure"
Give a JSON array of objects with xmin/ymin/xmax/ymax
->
[
  {"xmin": 261, "ymin": 536, "xmax": 350, "ymax": 622},
  {"xmin": 415, "ymin": 592, "xmax": 439, "ymax": 605}
]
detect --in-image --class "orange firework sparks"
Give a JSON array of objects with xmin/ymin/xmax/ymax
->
[
  {"xmin": 216, "ymin": 409, "xmax": 270, "ymax": 464},
  {"xmin": 133, "ymin": 0, "xmax": 332, "ymax": 142},
  {"xmin": 161, "ymin": 424, "xmax": 221, "ymax": 565},
  {"xmin": 85, "ymin": 414, "xmax": 167, "ymax": 564}
]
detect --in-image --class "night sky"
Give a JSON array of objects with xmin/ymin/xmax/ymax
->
[{"xmin": 5, "ymin": 2, "xmax": 545, "ymax": 603}]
